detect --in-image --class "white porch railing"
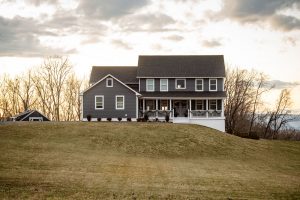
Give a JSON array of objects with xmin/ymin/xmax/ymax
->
[
  {"xmin": 189, "ymin": 110, "xmax": 222, "ymax": 118},
  {"xmin": 140, "ymin": 110, "xmax": 174, "ymax": 119}
]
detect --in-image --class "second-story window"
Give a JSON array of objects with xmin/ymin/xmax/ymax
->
[
  {"xmin": 209, "ymin": 79, "xmax": 217, "ymax": 91},
  {"xmin": 160, "ymin": 79, "xmax": 168, "ymax": 91},
  {"xmin": 146, "ymin": 79, "xmax": 155, "ymax": 91},
  {"xmin": 176, "ymin": 79, "xmax": 186, "ymax": 89},
  {"xmin": 106, "ymin": 78, "xmax": 113, "ymax": 87},
  {"xmin": 195, "ymin": 79, "xmax": 203, "ymax": 91}
]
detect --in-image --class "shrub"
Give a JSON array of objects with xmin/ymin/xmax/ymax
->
[
  {"xmin": 107, "ymin": 118, "xmax": 112, "ymax": 122},
  {"xmin": 165, "ymin": 115, "xmax": 170, "ymax": 122},
  {"xmin": 144, "ymin": 113, "xmax": 148, "ymax": 121},
  {"xmin": 155, "ymin": 118, "xmax": 158, "ymax": 122},
  {"xmin": 238, "ymin": 132, "xmax": 260, "ymax": 140},
  {"xmin": 118, "ymin": 117, "xmax": 122, "ymax": 121},
  {"xmin": 97, "ymin": 118, "xmax": 101, "ymax": 122},
  {"xmin": 87, "ymin": 115, "xmax": 92, "ymax": 122},
  {"xmin": 127, "ymin": 118, "xmax": 131, "ymax": 122}
]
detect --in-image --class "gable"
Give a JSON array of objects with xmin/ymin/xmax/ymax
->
[
  {"xmin": 137, "ymin": 55, "xmax": 226, "ymax": 78},
  {"xmin": 82, "ymin": 74, "xmax": 141, "ymax": 96}
]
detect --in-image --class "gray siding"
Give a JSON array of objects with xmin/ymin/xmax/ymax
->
[
  {"xmin": 83, "ymin": 77, "xmax": 137, "ymax": 118},
  {"xmin": 140, "ymin": 78, "xmax": 224, "ymax": 92}
]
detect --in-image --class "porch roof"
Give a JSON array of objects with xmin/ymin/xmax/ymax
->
[{"xmin": 140, "ymin": 91, "xmax": 226, "ymax": 98}]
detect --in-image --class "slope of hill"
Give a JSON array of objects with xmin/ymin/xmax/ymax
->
[{"xmin": 0, "ymin": 122, "xmax": 299, "ymax": 199}]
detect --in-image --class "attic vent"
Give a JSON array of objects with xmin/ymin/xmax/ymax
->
[{"xmin": 106, "ymin": 78, "xmax": 113, "ymax": 87}]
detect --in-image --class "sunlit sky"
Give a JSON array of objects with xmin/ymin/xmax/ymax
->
[{"xmin": 0, "ymin": 0, "xmax": 299, "ymax": 111}]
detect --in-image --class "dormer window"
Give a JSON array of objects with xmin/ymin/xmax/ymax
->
[
  {"xmin": 106, "ymin": 78, "xmax": 113, "ymax": 87},
  {"xmin": 209, "ymin": 79, "xmax": 217, "ymax": 91},
  {"xmin": 176, "ymin": 79, "xmax": 186, "ymax": 89}
]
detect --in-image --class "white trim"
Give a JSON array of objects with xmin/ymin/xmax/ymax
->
[
  {"xmin": 115, "ymin": 95, "xmax": 125, "ymax": 110},
  {"xmin": 106, "ymin": 78, "xmax": 113, "ymax": 87},
  {"xmin": 19, "ymin": 110, "xmax": 50, "ymax": 121},
  {"xmin": 80, "ymin": 95, "xmax": 83, "ymax": 121},
  {"xmin": 81, "ymin": 74, "xmax": 141, "ymax": 96},
  {"xmin": 175, "ymin": 79, "xmax": 186, "ymax": 89},
  {"xmin": 195, "ymin": 100, "xmax": 206, "ymax": 110},
  {"xmin": 146, "ymin": 79, "xmax": 155, "ymax": 92},
  {"xmin": 142, "ymin": 97, "xmax": 226, "ymax": 100},
  {"xmin": 29, "ymin": 117, "xmax": 43, "ymax": 121},
  {"xmin": 136, "ymin": 96, "xmax": 138, "ymax": 118},
  {"xmin": 223, "ymin": 77, "xmax": 225, "ymax": 91},
  {"xmin": 137, "ymin": 76, "xmax": 225, "ymax": 78},
  {"xmin": 160, "ymin": 79, "xmax": 168, "ymax": 92},
  {"xmin": 195, "ymin": 79, "xmax": 204, "ymax": 91},
  {"xmin": 95, "ymin": 95, "xmax": 104, "ymax": 110},
  {"xmin": 209, "ymin": 79, "xmax": 217, "ymax": 91}
]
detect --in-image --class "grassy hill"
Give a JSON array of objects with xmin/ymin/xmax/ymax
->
[{"xmin": 0, "ymin": 122, "xmax": 299, "ymax": 199}]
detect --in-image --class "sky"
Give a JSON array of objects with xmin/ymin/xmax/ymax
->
[{"xmin": 0, "ymin": 0, "xmax": 299, "ymax": 111}]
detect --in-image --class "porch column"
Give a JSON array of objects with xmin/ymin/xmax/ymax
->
[
  {"xmin": 169, "ymin": 99, "xmax": 172, "ymax": 110},
  {"xmin": 206, "ymin": 99, "xmax": 209, "ymax": 118},
  {"xmin": 189, "ymin": 99, "xmax": 191, "ymax": 119},
  {"xmin": 156, "ymin": 99, "xmax": 158, "ymax": 118},
  {"xmin": 221, "ymin": 99, "xmax": 224, "ymax": 117}
]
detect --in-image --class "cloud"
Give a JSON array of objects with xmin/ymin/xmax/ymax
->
[
  {"xmin": 164, "ymin": 34, "xmax": 184, "ymax": 41},
  {"xmin": 202, "ymin": 39, "xmax": 222, "ymax": 47},
  {"xmin": 118, "ymin": 13, "xmax": 176, "ymax": 32},
  {"xmin": 266, "ymin": 80, "xmax": 300, "ymax": 89},
  {"xmin": 111, "ymin": 39, "xmax": 132, "ymax": 50},
  {"xmin": 77, "ymin": 0, "xmax": 150, "ymax": 19},
  {"xmin": 215, "ymin": 0, "xmax": 300, "ymax": 31},
  {"xmin": 0, "ymin": 16, "xmax": 75, "ymax": 57}
]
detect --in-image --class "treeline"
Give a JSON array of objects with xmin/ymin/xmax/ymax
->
[
  {"xmin": 225, "ymin": 68, "xmax": 299, "ymax": 140},
  {"xmin": 0, "ymin": 56, "xmax": 87, "ymax": 121}
]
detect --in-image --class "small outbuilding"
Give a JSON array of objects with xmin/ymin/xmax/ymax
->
[{"xmin": 11, "ymin": 110, "xmax": 50, "ymax": 122}]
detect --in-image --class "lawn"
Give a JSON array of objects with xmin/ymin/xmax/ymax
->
[{"xmin": 0, "ymin": 122, "xmax": 299, "ymax": 199}]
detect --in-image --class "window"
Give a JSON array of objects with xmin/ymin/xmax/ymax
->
[
  {"xmin": 209, "ymin": 79, "xmax": 217, "ymax": 91},
  {"xmin": 146, "ymin": 79, "xmax": 155, "ymax": 91},
  {"xmin": 195, "ymin": 79, "xmax": 203, "ymax": 91},
  {"xmin": 95, "ymin": 95, "xmax": 104, "ymax": 110},
  {"xmin": 176, "ymin": 79, "xmax": 186, "ymax": 89},
  {"xmin": 196, "ymin": 100, "xmax": 205, "ymax": 110},
  {"xmin": 106, "ymin": 78, "xmax": 113, "ymax": 87},
  {"xmin": 209, "ymin": 100, "xmax": 217, "ymax": 110},
  {"xmin": 115, "ymin": 95, "xmax": 124, "ymax": 110},
  {"xmin": 160, "ymin": 79, "xmax": 168, "ymax": 91},
  {"xmin": 145, "ymin": 100, "xmax": 155, "ymax": 110}
]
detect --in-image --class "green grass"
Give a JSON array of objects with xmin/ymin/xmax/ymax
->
[{"xmin": 0, "ymin": 122, "xmax": 299, "ymax": 199}]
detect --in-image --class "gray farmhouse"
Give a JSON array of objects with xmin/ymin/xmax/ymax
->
[{"xmin": 80, "ymin": 55, "xmax": 226, "ymax": 132}]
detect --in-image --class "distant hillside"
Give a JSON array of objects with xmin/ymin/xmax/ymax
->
[{"xmin": 0, "ymin": 122, "xmax": 299, "ymax": 199}]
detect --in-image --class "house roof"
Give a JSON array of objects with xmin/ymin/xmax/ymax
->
[
  {"xmin": 90, "ymin": 66, "xmax": 138, "ymax": 84},
  {"xmin": 139, "ymin": 91, "xmax": 226, "ymax": 98},
  {"xmin": 11, "ymin": 110, "xmax": 50, "ymax": 121},
  {"xmin": 137, "ymin": 55, "xmax": 225, "ymax": 78}
]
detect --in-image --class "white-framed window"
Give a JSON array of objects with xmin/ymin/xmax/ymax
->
[
  {"xmin": 115, "ymin": 95, "xmax": 125, "ymax": 110},
  {"xmin": 95, "ymin": 95, "xmax": 104, "ymax": 110},
  {"xmin": 160, "ymin": 100, "xmax": 169, "ymax": 110},
  {"xmin": 209, "ymin": 79, "xmax": 217, "ymax": 91},
  {"xmin": 196, "ymin": 100, "xmax": 205, "ymax": 110},
  {"xmin": 195, "ymin": 79, "xmax": 203, "ymax": 91},
  {"xmin": 209, "ymin": 100, "xmax": 217, "ymax": 110},
  {"xmin": 146, "ymin": 79, "xmax": 155, "ymax": 91},
  {"xmin": 175, "ymin": 79, "xmax": 186, "ymax": 89},
  {"xmin": 106, "ymin": 78, "xmax": 113, "ymax": 87},
  {"xmin": 160, "ymin": 79, "xmax": 168, "ymax": 91}
]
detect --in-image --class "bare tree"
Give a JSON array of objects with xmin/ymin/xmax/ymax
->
[{"xmin": 264, "ymin": 89, "xmax": 293, "ymax": 139}]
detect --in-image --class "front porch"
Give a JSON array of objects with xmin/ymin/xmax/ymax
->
[{"xmin": 138, "ymin": 98, "xmax": 225, "ymax": 121}]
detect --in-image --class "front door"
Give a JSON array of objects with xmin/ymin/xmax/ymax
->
[{"xmin": 174, "ymin": 100, "xmax": 188, "ymax": 117}]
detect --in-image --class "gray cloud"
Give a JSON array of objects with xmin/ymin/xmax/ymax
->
[
  {"xmin": 164, "ymin": 34, "xmax": 184, "ymax": 41},
  {"xmin": 266, "ymin": 80, "xmax": 300, "ymax": 89},
  {"xmin": 202, "ymin": 39, "xmax": 222, "ymax": 48},
  {"xmin": 216, "ymin": 0, "xmax": 300, "ymax": 31},
  {"xmin": 0, "ymin": 16, "xmax": 75, "ymax": 57},
  {"xmin": 77, "ymin": 0, "xmax": 150, "ymax": 19},
  {"xmin": 111, "ymin": 39, "xmax": 132, "ymax": 50},
  {"xmin": 118, "ymin": 13, "xmax": 176, "ymax": 32}
]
